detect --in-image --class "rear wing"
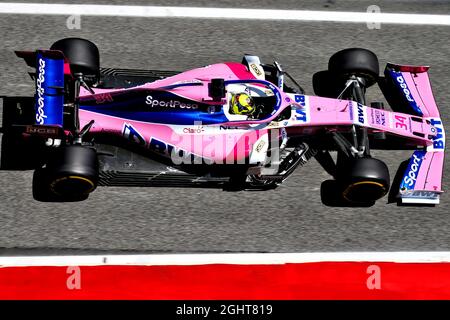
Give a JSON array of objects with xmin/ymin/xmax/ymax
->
[
  {"xmin": 15, "ymin": 50, "xmax": 68, "ymax": 127},
  {"xmin": 384, "ymin": 64, "xmax": 445, "ymax": 205}
]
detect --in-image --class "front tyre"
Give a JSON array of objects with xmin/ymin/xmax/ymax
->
[
  {"xmin": 328, "ymin": 48, "xmax": 379, "ymax": 87},
  {"xmin": 320, "ymin": 179, "xmax": 375, "ymax": 207},
  {"xmin": 338, "ymin": 157, "xmax": 390, "ymax": 203},
  {"xmin": 320, "ymin": 157, "xmax": 390, "ymax": 207}
]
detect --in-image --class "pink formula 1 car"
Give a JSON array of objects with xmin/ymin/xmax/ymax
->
[{"xmin": 1, "ymin": 38, "xmax": 445, "ymax": 206}]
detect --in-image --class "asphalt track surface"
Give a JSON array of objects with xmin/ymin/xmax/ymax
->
[{"xmin": 0, "ymin": 0, "xmax": 449, "ymax": 254}]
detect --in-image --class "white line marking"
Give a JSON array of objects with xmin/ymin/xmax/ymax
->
[
  {"xmin": 1, "ymin": 252, "xmax": 450, "ymax": 267},
  {"xmin": 0, "ymin": 3, "xmax": 449, "ymax": 26}
]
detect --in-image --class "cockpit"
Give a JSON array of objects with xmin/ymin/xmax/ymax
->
[{"xmin": 222, "ymin": 80, "xmax": 282, "ymax": 121}]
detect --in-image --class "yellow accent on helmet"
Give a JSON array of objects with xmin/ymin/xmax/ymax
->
[{"xmin": 230, "ymin": 93, "xmax": 255, "ymax": 115}]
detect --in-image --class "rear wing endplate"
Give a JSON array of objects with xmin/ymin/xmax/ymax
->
[{"xmin": 16, "ymin": 50, "xmax": 66, "ymax": 126}]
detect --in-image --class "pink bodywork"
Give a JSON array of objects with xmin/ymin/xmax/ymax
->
[
  {"xmin": 390, "ymin": 64, "xmax": 445, "ymax": 195},
  {"xmin": 78, "ymin": 62, "xmax": 444, "ymax": 194},
  {"xmin": 79, "ymin": 62, "xmax": 267, "ymax": 163}
]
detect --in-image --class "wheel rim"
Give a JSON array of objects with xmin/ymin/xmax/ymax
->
[
  {"xmin": 342, "ymin": 180, "xmax": 387, "ymax": 203},
  {"xmin": 50, "ymin": 175, "xmax": 95, "ymax": 196}
]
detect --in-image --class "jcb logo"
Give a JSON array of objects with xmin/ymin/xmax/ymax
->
[{"xmin": 250, "ymin": 63, "xmax": 262, "ymax": 76}]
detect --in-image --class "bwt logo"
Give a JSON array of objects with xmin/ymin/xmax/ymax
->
[
  {"xmin": 396, "ymin": 75, "xmax": 415, "ymax": 102},
  {"xmin": 430, "ymin": 118, "xmax": 445, "ymax": 150},
  {"xmin": 122, "ymin": 123, "xmax": 146, "ymax": 146},
  {"xmin": 294, "ymin": 95, "xmax": 308, "ymax": 122},
  {"xmin": 295, "ymin": 95, "xmax": 306, "ymax": 106},
  {"xmin": 401, "ymin": 190, "xmax": 439, "ymax": 199},
  {"xmin": 403, "ymin": 152, "xmax": 424, "ymax": 187},
  {"xmin": 357, "ymin": 103, "xmax": 365, "ymax": 124},
  {"xmin": 148, "ymin": 137, "xmax": 203, "ymax": 165}
]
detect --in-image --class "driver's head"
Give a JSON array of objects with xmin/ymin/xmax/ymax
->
[{"xmin": 230, "ymin": 93, "xmax": 255, "ymax": 115}]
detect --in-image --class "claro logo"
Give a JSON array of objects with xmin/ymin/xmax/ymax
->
[
  {"xmin": 35, "ymin": 58, "xmax": 47, "ymax": 124},
  {"xmin": 396, "ymin": 75, "xmax": 415, "ymax": 102},
  {"xmin": 403, "ymin": 153, "xmax": 423, "ymax": 187}
]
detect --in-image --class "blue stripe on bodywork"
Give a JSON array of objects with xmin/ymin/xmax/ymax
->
[
  {"xmin": 399, "ymin": 150, "xmax": 427, "ymax": 191},
  {"xmin": 80, "ymin": 106, "xmax": 229, "ymax": 125}
]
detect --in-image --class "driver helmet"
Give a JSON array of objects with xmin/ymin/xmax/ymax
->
[{"xmin": 230, "ymin": 93, "xmax": 255, "ymax": 115}]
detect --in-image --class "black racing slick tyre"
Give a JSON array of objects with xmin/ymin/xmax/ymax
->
[
  {"xmin": 338, "ymin": 157, "xmax": 390, "ymax": 203},
  {"xmin": 312, "ymin": 70, "xmax": 342, "ymax": 98},
  {"xmin": 320, "ymin": 179, "xmax": 375, "ymax": 207},
  {"xmin": 32, "ymin": 168, "xmax": 89, "ymax": 202},
  {"xmin": 50, "ymin": 38, "xmax": 100, "ymax": 81},
  {"xmin": 321, "ymin": 157, "xmax": 390, "ymax": 207},
  {"xmin": 32, "ymin": 145, "xmax": 98, "ymax": 202},
  {"xmin": 328, "ymin": 48, "xmax": 379, "ymax": 87}
]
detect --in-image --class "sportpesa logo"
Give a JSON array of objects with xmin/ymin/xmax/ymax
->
[
  {"xmin": 395, "ymin": 75, "xmax": 415, "ymax": 103},
  {"xmin": 145, "ymin": 95, "xmax": 198, "ymax": 109},
  {"xmin": 403, "ymin": 152, "xmax": 424, "ymax": 188},
  {"xmin": 35, "ymin": 58, "xmax": 47, "ymax": 124}
]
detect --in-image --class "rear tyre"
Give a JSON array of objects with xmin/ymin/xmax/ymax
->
[
  {"xmin": 328, "ymin": 48, "xmax": 379, "ymax": 87},
  {"xmin": 50, "ymin": 37, "xmax": 100, "ymax": 82},
  {"xmin": 32, "ymin": 145, "xmax": 98, "ymax": 202},
  {"xmin": 33, "ymin": 168, "xmax": 90, "ymax": 202}
]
